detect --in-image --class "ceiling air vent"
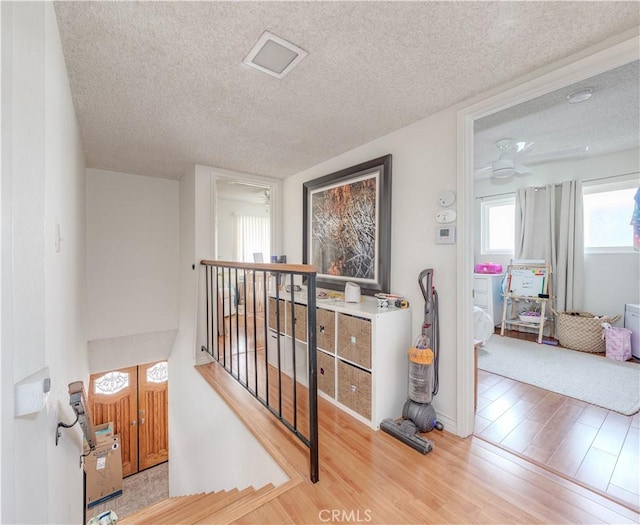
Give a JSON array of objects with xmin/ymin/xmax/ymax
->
[{"xmin": 242, "ymin": 31, "xmax": 307, "ymax": 79}]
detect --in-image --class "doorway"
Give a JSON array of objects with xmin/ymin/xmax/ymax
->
[
  {"xmin": 458, "ymin": 38, "xmax": 639, "ymax": 510},
  {"xmin": 213, "ymin": 178, "xmax": 273, "ymax": 263},
  {"xmin": 457, "ymin": 34, "xmax": 638, "ymax": 436},
  {"xmin": 89, "ymin": 361, "xmax": 169, "ymax": 477}
]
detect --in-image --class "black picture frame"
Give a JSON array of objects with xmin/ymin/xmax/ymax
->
[{"xmin": 303, "ymin": 155, "xmax": 392, "ymax": 296}]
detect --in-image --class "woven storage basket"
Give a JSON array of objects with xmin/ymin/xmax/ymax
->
[{"xmin": 554, "ymin": 311, "xmax": 620, "ymax": 353}]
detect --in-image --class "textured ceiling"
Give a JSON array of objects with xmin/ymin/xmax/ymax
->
[
  {"xmin": 53, "ymin": 2, "xmax": 640, "ymax": 180},
  {"xmin": 474, "ymin": 60, "xmax": 640, "ymax": 173},
  {"xmin": 215, "ymin": 180, "xmax": 270, "ymax": 204}
]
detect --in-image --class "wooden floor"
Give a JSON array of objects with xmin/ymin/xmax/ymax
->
[
  {"xmin": 476, "ymin": 328, "xmax": 639, "ymax": 511},
  {"xmin": 475, "ymin": 369, "xmax": 640, "ymax": 511},
  {"xmin": 197, "ymin": 360, "xmax": 640, "ymax": 524}
]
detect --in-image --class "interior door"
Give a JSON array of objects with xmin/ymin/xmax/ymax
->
[
  {"xmin": 137, "ymin": 361, "xmax": 169, "ymax": 471},
  {"xmin": 89, "ymin": 366, "xmax": 139, "ymax": 477}
]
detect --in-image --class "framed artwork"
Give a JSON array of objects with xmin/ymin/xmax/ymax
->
[{"xmin": 303, "ymin": 155, "xmax": 392, "ymax": 295}]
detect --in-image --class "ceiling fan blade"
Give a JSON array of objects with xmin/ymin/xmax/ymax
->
[
  {"xmin": 516, "ymin": 141, "xmax": 534, "ymax": 154},
  {"xmin": 522, "ymin": 146, "xmax": 590, "ymax": 165},
  {"xmin": 515, "ymin": 162, "xmax": 533, "ymax": 175},
  {"xmin": 226, "ymin": 180, "xmax": 268, "ymax": 188},
  {"xmin": 474, "ymin": 164, "xmax": 493, "ymax": 176}
]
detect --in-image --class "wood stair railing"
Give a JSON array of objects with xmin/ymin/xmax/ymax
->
[{"xmin": 118, "ymin": 483, "xmax": 274, "ymax": 524}]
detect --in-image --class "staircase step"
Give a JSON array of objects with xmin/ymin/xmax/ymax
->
[
  {"xmin": 117, "ymin": 496, "xmax": 182, "ymax": 522},
  {"xmin": 169, "ymin": 487, "xmax": 253, "ymax": 523},
  {"xmin": 193, "ymin": 483, "xmax": 275, "ymax": 524},
  {"xmin": 151, "ymin": 491, "xmax": 226, "ymax": 523},
  {"xmin": 118, "ymin": 483, "xmax": 276, "ymax": 525},
  {"xmin": 119, "ymin": 492, "xmax": 223, "ymax": 524}
]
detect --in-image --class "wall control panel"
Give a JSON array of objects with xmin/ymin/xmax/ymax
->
[{"xmin": 435, "ymin": 226, "xmax": 456, "ymax": 244}]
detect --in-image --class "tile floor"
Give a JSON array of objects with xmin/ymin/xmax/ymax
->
[{"xmin": 87, "ymin": 462, "xmax": 168, "ymax": 521}]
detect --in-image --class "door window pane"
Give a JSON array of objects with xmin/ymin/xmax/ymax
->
[
  {"xmin": 94, "ymin": 371, "xmax": 129, "ymax": 395},
  {"xmin": 146, "ymin": 361, "xmax": 168, "ymax": 383}
]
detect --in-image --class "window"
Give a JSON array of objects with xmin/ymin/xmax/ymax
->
[
  {"xmin": 236, "ymin": 215, "xmax": 270, "ymax": 263},
  {"xmin": 481, "ymin": 196, "xmax": 515, "ymax": 254},
  {"xmin": 146, "ymin": 361, "xmax": 168, "ymax": 383},
  {"xmin": 94, "ymin": 371, "xmax": 129, "ymax": 395},
  {"xmin": 583, "ymin": 179, "xmax": 637, "ymax": 252}
]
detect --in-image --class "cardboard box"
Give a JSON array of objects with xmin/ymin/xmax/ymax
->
[
  {"xmin": 94, "ymin": 422, "xmax": 114, "ymax": 445},
  {"xmin": 84, "ymin": 435, "xmax": 123, "ymax": 509}
]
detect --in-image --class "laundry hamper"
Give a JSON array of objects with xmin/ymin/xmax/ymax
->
[{"xmin": 554, "ymin": 311, "xmax": 620, "ymax": 353}]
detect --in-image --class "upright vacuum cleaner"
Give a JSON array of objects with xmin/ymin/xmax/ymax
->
[{"xmin": 380, "ymin": 268, "xmax": 443, "ymax": 454}]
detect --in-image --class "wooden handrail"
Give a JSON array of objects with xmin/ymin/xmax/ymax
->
[{"xmin": 200, "ymin": 259, "xmax": 317, "ymax": 275}]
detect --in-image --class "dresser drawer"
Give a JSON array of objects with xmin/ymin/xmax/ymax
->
[
  {"xmin": 337, "ymin": 314, "xmax": 371, "ymax": 369},
  {"xmin": 474, "ymin": 291, "xmax": 488, "ymax": 308},
  {"xmin": 285, "ymin": 303, "xmax": 307, "ymax": 342},
  {"xmin": 337, "ymin": 360, "xmax": 371, "ymax": 420},
  {"xmin": 267, "ymin": 298, "xmax": 286, "ymax": 332},
  {"xmin": 317, "ymin": 350, "xmax": 335, "ymax": 398},
  {"xmin": 317, "ymin": 308, "xmax": 335, "ymax": 352},
  {"xmin": 474, "ymin": 277, "xmax": 489, "ymax": 292},
  {"xmin": 267, "ymin": 332, "xmax": 290, "ymax": 369}
]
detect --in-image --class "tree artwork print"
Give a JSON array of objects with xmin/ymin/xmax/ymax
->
[
  {"xmin": 303, "ymin": 154, "xmax": 391, "ymax": 295},
  {"xmin": 310, "ymin": 173, "xmax": 378, "ymax": 282}
]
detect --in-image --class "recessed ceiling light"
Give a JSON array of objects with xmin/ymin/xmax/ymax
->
[
  {"xmin": 242, "ymin": 31, "xmax": 307, "ymax": 79},
  {"xmin": 567, "ymin": 88, "xmax": 594, "ymax": 103}
]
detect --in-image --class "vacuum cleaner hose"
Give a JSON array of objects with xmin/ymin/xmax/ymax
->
[
  {"xmin": 418, "ymin": 269, "xmax": 439, "ymax": 397},
  {"xmin": 432, "ymin": 289, "xmax": 439, "ymax": 396}
]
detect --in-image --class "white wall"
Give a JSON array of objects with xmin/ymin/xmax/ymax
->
[
  {"xmin": 168, "ymin": 165, "xmax": 288, "ymax": 496},
  {"xmin": 2, "ymin": 3, "xmax": 89, "ymax": 523},
  {"xmin": 87, "ymin": 329, "xmax": 177, "ymax": 374},
  {"xmin": 86, "ymin": 168, "xmax": 179, "ymax": 342},
  {"xmin": 474, "ymin": 148, "xmax": 640, "ymax": 320},
  {"xmin": 282, "ymin": 110, "xmax": 461, "ymax": 429}
]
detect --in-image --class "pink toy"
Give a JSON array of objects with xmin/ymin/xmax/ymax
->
[{"xmin": 474, "ymin": 262, "xmax": 503, "ymax": 274}]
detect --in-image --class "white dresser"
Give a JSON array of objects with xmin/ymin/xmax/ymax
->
[{"xmin": 473, "ymin": 273, "xmax": 505, "ymax": 326}]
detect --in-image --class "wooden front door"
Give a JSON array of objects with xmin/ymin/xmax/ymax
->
[
  {"xmin": 89, "ymin": 366, "xmax": 139, "ymax": 477},
  {"xmin": 89, "ymin": 361, "xmax": 169, "ymax": 477},
  {"xmin": 138, "ymin": 361, "xmax": 169, "ymax": 471}
]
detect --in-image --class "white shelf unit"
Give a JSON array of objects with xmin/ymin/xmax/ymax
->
[
  {"xmin": 267, "ymin": 294, "xmax": 411, "ymax": 429},
  {"xmin": 473, "ymin": 273, "xmax": 505, "ymax": 326}
]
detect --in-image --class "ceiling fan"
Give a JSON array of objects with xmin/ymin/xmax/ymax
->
[{"xmin": 476, "ymin": 138, "xmax": 590, "ymax": 179}]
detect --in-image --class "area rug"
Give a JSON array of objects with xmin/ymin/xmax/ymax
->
[{"xmin": 478, "ymin": 335, "xmax": 640, "ymax": 416}]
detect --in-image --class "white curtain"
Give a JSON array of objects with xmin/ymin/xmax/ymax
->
[
  {"xmin": 554, "ymin": 180, "xmax": 584, "ymax": 311},
  {"xmin": 515, "ymin": 186, "xmax": 553, "ymax": 261},
  {"xmin": 236, "ymin": 215, "xmax": 270, "ymax": 263},
  {"xmin": 514, "ymin": 181, "xmax": 583, "ymax": 311}
]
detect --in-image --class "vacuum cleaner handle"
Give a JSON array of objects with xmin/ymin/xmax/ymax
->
[{"xmin": 418, "ymin": 268, "xmax": 433, "ymax": 303}]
